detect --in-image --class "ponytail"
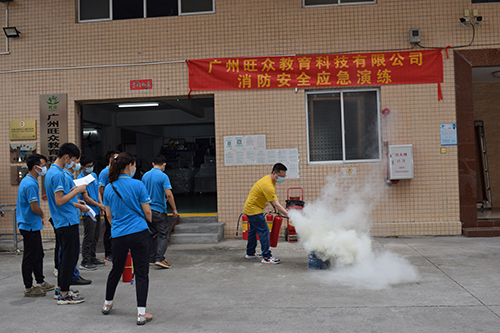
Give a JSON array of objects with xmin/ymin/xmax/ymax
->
[{"xmin": 109, "ymin": 152, "xmax": 136, "ymax": 182}]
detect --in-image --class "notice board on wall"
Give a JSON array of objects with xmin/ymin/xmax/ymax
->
[{"xmin": 223, "ymin": 134, "xmax": 299, "ymax": 178}]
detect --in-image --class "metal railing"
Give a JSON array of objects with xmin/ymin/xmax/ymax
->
[{"xmin": 0, "ymin": 204, "xmax": 20, "ymax": 254}]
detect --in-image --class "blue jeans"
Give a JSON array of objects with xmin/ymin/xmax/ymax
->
[{"xmin": 246, "ymin": 213, "xmax": 272, "ymax": 258}]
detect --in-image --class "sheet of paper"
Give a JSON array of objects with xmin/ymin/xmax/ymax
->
[
  {"xmin": 73, "ymin": 174, "xmax": 95, "ymax": 186},
  {"xmin": 86, "ymin": 204, "xmax": 97, "ymax": 221}
]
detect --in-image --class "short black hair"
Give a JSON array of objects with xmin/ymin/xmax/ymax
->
[
  {"xmin": 57, "ymin": 143, "xmax": 80, "ymax": 159},
  {"xmin": 272, "ymin": 163, "xmax": 287, "ymax": 174},
  {"xmin": 80, "ymin": 155, "xmax": 94, "ymax": 167},
  {"xmin": 153, "ymin": 154, "xmax": 167, "ymax": 166},
  {"xmin": 26, "ymin": 154, "xmax": 47, "ymax": 171}
]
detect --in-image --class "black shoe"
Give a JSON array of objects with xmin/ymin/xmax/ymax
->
[
  {"xmin": 71, "ymin": 276, "xmax": 92, "ymax": 285},
  {"xmin": 92, "ymin": 259, "xmax": 105, "ymax": 266},
  {"xmin": 79, "ymin": 263, "xmax": 97, "ymax": 271}
]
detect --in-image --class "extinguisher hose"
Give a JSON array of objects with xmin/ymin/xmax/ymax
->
[{"xmin": 236, "ymin": 213, "xmax": 244, "ymax": 236}]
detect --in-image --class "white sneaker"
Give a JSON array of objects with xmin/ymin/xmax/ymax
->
[
  {"xmin": 245, "ymin": 253, "xmax": 263, "ymax": 259},
  {"xmin": 53, "ymin": 268, "xmax": 58, "ymax": 277},
  {"xmin": 261, "ymin": 256, "xmax": 281, "ymax": 264}
]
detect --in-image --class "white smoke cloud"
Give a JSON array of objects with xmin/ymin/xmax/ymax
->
[{"xmin": 288, "ymin": 174, "xmax": 420, "ymax": 290}]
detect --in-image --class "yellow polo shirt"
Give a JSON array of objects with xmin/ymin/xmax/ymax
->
[{"xmin": 243, "ymin": 175, "xmax": 278, "ymax": 216}]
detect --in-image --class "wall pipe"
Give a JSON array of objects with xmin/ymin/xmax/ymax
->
[{"xmin": 1, "ymin": 4, "xmax": 10, "ymax": 55}]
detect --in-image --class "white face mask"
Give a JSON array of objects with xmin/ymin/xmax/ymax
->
[
  {"xmin": 36, "ymin": 165, "xmax": 47, "ymax": 177},
  {"xmin": 64, "ymin": 159, "xmax": 74, "ymax": 169},
  {"xmin": 85, "ymin": 166, "xmax": 94, "ymax": 174},
  {"xmin": 73, "ymin": 163, "xmax": 81, "ymax": 172}
]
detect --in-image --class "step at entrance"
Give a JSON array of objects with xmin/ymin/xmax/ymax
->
[{"xmin": 171, "ymin": 216, "xmax": 224, "ymax": 244}]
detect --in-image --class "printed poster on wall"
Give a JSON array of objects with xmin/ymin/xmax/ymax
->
[
  {"xmin": 440, "ymin": 123, "xmax": 457, "ymax": 146},
  {"xmin": 223, "ymin": 135, "xmax": 300, "ymax": 178}
]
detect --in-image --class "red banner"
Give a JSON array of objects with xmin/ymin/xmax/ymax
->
[{"xmin": 188, "ymin": 50, "xmax": 443, "ymax": 91}]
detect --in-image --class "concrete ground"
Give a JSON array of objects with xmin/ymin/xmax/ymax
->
[{"xmin": 1, "ymin": 236, "xmax": 500, "ymax": 332}]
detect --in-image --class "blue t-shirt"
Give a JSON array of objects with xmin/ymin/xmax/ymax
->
[
  {"xmin": 77, "ymin": 171, "xmax": 100, "ymax": 216},
  {"xmin": 99, "ymin": 166, "xmax": 110, "ymax": 188},
  {"xmin": 45, "ymin": 164, "xmax": 80, "ymax": 229},
  {"xmin": 103, "ymin": 175, "xmax": 151, "ymax": 238},
  {"xmin": 16, "ymin": 174, "xmax": 43, "ymax": 231},
  {"xmin": 141, "ymin": 168, "xmax": 172, "ymax": 213}
]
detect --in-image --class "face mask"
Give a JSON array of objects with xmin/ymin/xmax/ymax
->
[
  {"xmin": 64, "ymin": 159, "xmax": 74, "ymax": 169},
  {"xmin": 85, "ymin": 166, "xmax": 94, "ymax": 174},
  {"xmin": 276, "ymin": 176, "xmax": 285, "ymax": 183},
  {"xmin": 130, "ymin": 166, "xmax": 136, "ymax": 178},
  {"xmin": 36, "ymin": 165, "xmax": 47, "ymax": 177},
  {"xmin": 73, "ymin": 163, "xmax": 81, "ymax": 171}
]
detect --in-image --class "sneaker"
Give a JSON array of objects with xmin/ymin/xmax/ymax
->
[
  {"xmin": 79, "ymin": 263, "xmax": 97, "ymax": 270},
  {"xmin": 155, "ymin": 260, "xmax": 172, "ymax": 269},
  {"xmin": 54, "ymin": 288, "xmax": 80, "ymax": 299},
  {"xmin": 261, "ymin": 256, "xmax": 281, "ymax": 264},
  {"xmin": 104, "ymin": 256, "xmax": 113, "ymax": 262},
  {"xmin": 245, "ymin": 253, "xmax": 263, "ymax": 259},
  {"xmin": 53, "ymin": 268, "xmax": 58, "ymax": 277},
  {"xmin": 24, "ymin": 286, "xmax": 46, "ymax": 297},
  {"xmin": 57, "ymin": 293, "xmax": 85, "ymax": 305},
  {"xmin": 92, "ymin": 259, "xmax": 105, "ymax": 266},
  {"xmin": 137, "ymin": 313, "xmax": 153, "ymax": 325},
  {"xmin": 102, "ymin": 302, "xmax": 113, "ymax": 315},
  {"xmin": 36, "ymin": 281, "xmax": 55, "ymax": 291},
  {"xmin": 149, "ymin": 261, "xmax": 155, "ymax": 266}
]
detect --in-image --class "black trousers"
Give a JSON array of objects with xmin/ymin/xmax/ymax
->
[
  {"xmin": 103, "ymin": 215, "xmax": 112, "ymax": 257},
  {"xmin": 20, "ymin": 229, "xmax": 45, "ymax": 289},
  {"xmin": 49, "ymin": 218, "xmax": 59, "ymax": 270},
  {"xmin": 149, "ymin": 210, "xmax": 176, "ymax": 262},
  {"xmin": 105, "ymin": 230, "xmax": 150, "ymax": 307},
  {"xmin": 81, "ymin": 215, "xmax": 100, "ymax": 264},
  {"xmin": 56, "ymin": 224, "xmax": 80, "ymax": 292}
]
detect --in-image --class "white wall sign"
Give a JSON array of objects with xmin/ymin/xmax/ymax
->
[{"xmin": 223, "ymin": 135, "xmax": 299, "ymax": 178}]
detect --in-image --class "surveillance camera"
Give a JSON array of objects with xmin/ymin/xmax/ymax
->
[
  {"xmin": 460, "ymin": 17, "xmax": 466, "ymax": 23},
  {"xmin": 476, "ymin": 16, "xmax": 482, "ymax": 22}
]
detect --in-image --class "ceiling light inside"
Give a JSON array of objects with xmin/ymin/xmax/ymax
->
[{"xmin": 118, "ymin": 102, "xmax": 159, "ymax": 108}]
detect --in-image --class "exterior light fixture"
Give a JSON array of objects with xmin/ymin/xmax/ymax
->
[
  {"xmin": 492, "ymin": 71, "xmax": 500, "ymax": 79},
  {"xmin": 3, "ymin": 27, "xmax": 20, "ymax": 38},
  {"xmin": 118, "ymin": 102, "xmax": 159, "ymax": 108}
]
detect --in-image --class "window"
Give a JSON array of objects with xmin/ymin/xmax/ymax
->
[
  {"xmin": 306, "ymin": 90, "xmax": 381, "ymax": 164},
  {"xmin": 78, "ymin": 0, "xmax": 214, "ymax": 22},
  {"xmin": 304, "ymin": 0, "xmax": 375, "ymax": 7}
]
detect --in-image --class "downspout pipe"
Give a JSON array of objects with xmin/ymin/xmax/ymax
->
[{"xmin": 1, "ymin": 4, "xmax": 10, "ymax": 55}]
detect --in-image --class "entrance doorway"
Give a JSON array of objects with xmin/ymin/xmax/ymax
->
[
  {"xmin": 455, "ymin": 49, "xmax": 500, "ymax": 236},
  {"xmin": 79, "ymin": 96, "xmax": 216, "ymax": 214},
  {"xmin": 473, "ymin": 67, "xmax": 500, "ymax": 220}
]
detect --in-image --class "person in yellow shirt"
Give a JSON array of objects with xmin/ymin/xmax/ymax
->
[{"xmin": 243, "ymin": 163, "xmax": 289, "ymax": 264}]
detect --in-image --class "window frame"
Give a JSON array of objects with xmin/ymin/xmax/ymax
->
[
  {"xmin": 305, "ymin": 88, "xmax": 382, "ymax": 165},
  {"xmin": 302, "ymin": 0, "xmax": 376, "ymax": 8},
  {"xmin": 78, "ymin": 0, "xmax": 215, "ymax": 22}
]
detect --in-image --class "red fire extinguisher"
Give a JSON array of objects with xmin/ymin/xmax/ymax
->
[
  {"xmin": 242, "ymin": 214, "xmax": 249, "ymax": 240},
  {"xmin": 269, "ymin": 215, "xmax": 283, "ymax": 247},
  {"xmin": 266, "ymin": 214, "xmax": 274, "ymax": 231},
  {"xmin": 122, "ymin": 251, "xmax": 133, "ymax": 283}
]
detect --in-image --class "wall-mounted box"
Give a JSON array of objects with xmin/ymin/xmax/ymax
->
[
  {"xmin": 11, "ymin": 166, "xmax": 29, "ymax": 185},
  {"xmin": 389, "ymin": 145, "xmax": 414, "ymax": 180},
  {"xmin": 10, "ymin": 143, "xmax": 37, "ymax": 163}
]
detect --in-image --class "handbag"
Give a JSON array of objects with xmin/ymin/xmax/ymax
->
[{"xmin": 110, "ymin": 182, "xmax": 154, "ymax": 233}]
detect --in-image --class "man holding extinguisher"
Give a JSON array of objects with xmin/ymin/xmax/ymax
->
[{"xmin": 243, "ymin": 163, "xmax": 289, "ymax": 264}]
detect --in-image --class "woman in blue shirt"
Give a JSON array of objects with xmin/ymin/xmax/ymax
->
[{"xmin": 101, "ymin": 152, "xmax": 153, "ymax": 325}]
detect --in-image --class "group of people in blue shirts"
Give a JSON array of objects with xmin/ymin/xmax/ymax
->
[{"xmin": 16, "ymin": 142, "xmax": 178, "ymax": 325}]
